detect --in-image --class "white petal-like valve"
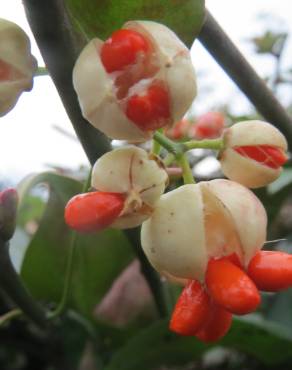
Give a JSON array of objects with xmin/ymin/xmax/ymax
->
[
  {"xmin": 92, "ymin": 146, "xmax": 168, "ymax": 228},
  {"xmin": 141, "ymin": 180, "xmax": 267, "ymax": 281},
  {"xmin": 0, "ymin": 19, "xmax": 37, "ymax": 116}
]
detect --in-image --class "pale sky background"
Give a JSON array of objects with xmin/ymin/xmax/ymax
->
[{"xmin": 0, "ymin": 0, "xmax": 292, "ymax": 184}]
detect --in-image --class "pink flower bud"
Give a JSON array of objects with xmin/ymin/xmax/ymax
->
[
  {"xmin": 0, "ymin": 19, "xmax": 37, "ymax": 116},
  {"xmin": 219, "ymin": 120, "xmax": 288, "ymax": 188}
]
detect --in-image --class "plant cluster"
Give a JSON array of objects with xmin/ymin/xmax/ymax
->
[
  {"xmin": 64, "ymin": 22, "xmax": 291, "ymax": 343},
  {"xmin": 1, "ymin": 8, "xmax": 292, "ymax": 368}
]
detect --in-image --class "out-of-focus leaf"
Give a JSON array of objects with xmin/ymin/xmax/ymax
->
[
  {"xmin": 266, "ymin": 290, "xmax": 292, "ymax": 329},
  {"xmin": 104, "ymin": 316, "xmax": 292, "ymax": 370},
  {"xmin": 65, "ymin": 0, "xmax": 205, "ymax": 47},
  {"xmin": 251, "ymin": 31, "xmax": 287, "ymax": 56},
  {"xmin": 268, "ymin": 168, "xmax": 292, "ymax": 194},
  {"xmin": 18, "ymin": 172, "xmax": 134, "ymax": 318}
]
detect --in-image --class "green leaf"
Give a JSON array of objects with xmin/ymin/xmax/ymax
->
[
  {"xmin": 104, "ymin": 316, "xmax": 292, "ymax": 370},
  {"xmin": 66, "ymin": 0, "xmax": 205, "ymax": 47},
  {"xmin": 18, "ymin": 172, "xmax": 134, "ymax": 318}
]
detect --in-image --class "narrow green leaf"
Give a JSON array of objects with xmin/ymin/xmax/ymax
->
[{"xmin": 66, "ymin": 0, "xmax": 205, "ymax": 46}]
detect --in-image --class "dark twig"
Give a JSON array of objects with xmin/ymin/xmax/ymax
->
[
  {"xmin": 198, "ymin": 10, "xmax": 292, "ymax": 145},
  {"xmin": 0, "ymin": 241, "xmax": 47, "ymax": 328}
]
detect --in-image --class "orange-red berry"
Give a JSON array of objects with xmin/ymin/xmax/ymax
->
[
  {"xmin": 206, "ymin": 257, "xmax": 261, "ymax": 315},
  {"xmin": 169, "ymin": 280, "xmax": 211, "ymax": 336},
  {"xmin": 100, "ymin": 29, "xmax": 149, "ymax": 73},
  {"xmin": 247, "ymin": 251, "xmax": 292, "ymax": 291},
  {"xmin": 195, "ymin": 303, "xmax": 232, "ymax": 343},
  {"xmin": 126, "ymin": 83, "xmax": 170, "ymax": 131},
  {"xmin": 64, "ymin": 191, "xmax": 125, "ymax": 233}
]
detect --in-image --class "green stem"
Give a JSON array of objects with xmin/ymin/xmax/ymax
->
[
  {"xmin": 0, "ymin": 241, "xmax": 47, "ymax": 328},
  {"xmin": 177, "ymin": 154, "xmax": 195, "ymax": 184},
  {"xmin": 163, "ymin": 153, "xmax": 176, "ymax": 167},
  {"xmin": 49, "ymin": 172, "xmax": 92, "ymax": 319},
  {"xmin": 151, "ymin": 129, "xmax": 163, "ymax": 155},
  {"xmin": 48, "ymin": 232, "xmax": 77, "ymax": 319},
  {"xmin": 34, "ymin": 66, "xmax": 49, "ymax": 77},
  {"xmin": 153, "ymin": 131, "xmax": 183, "ymax": 155},
  {"xmin": 183, "ymin": 137, "xmax": 224, "ymax": 151},
  {"xmin": 0, "ymin": 308, "xmax": 22, "ymax": 326}
]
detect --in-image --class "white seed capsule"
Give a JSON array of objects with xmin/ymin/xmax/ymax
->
[
  {"xmin": 73, "ymin": 21, "xmax": 197, "ymax": 142},
  {"xmin": 219, "ymin": 120, "xmax": 288, "ymax": 188},
  {"xmin": 0, "ymin": 19, "xmax": 37, "ymax": 116},
  {"xmin": 141, "ymin": 180, "xmax": 267, "ymax": 282},
  {"xmin": 92, "ymin": 146, "xmax": 168, "ymax": 228}
]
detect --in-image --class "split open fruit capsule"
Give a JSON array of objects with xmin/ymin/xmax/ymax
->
[
  {"xmin": 219, "ymin": 120, "xmax": 288, "ymax": 188},
  {"xmin": 0, "ymin": 18, "xmax": 37, "ymax": 116},
  {"xmin": 73, "ymin": 21, "xmax": 197, "ymax": 142},
  {"xmin": 141, "ymin": 179, "xmax": 269, "ymax": 341},
  {"xmin": 141, "ymin": 179, "xmax": 266, "ymax": 316},
  {"xmin": 65, "ymin": 146, "xmax": 168, "ymax": 232}
]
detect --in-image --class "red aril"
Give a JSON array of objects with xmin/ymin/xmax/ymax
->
[
  {"xmin": 65, "ymin": 191, "xmax": 125, "ymax": 232},
  {"xmin": 206, "ymin": 257, "xmax": 260, "ymax": 315},
  {"xmin": 247, "ymin": 251, "xmax": 292, "ymax": 291},
  {"xmin": 126, "ymin": 83, "xmax": 170, "ymax": 131},
  {"xmin": 195, "ymin": 303, "xmax": 232, "ymax": 343},
  {"xmin": 165, "ymin": 119, "xmax": 190, "ymax": 140},
  {"xmin": 101, "ymin": 29, "xmax": 149, "ymax": 73},
  {"xmin": 234, "ymin": 145, "xmax": 287, "ymax": 169},
  {"xmin": 169, "ymin": 280, "xmax": 211, "ymax": 336},
  {"xmin": 190, "ymin": 112, "xmax": 225, "ymax": 139}
]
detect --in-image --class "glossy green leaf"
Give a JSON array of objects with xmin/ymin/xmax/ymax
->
[
  {"xmin": 66, "ymin": 0, "xmax": 205, "ymax": 47},
  {"xmin": 18, "ymin": 172, "xmax": 134, "ymax": 318},
  {"xmin": 104, "ymin": 316, "xmax": 292, "ymax": 370}
]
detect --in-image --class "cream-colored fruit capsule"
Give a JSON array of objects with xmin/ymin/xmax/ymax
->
[
  {"xmin": 91, "ymin": 146, "xmax": 168, "ymax": 228},
  {"xmin": 73, "ymin": 20, "xmax": 197, "ymax": 142},
  {"xmin": 141, "ymin": 179, "xmax": 267, "ymax": 282},
  {"xmin": 219, "ymin": 120, "xmax": 288, "ymax": 188},
  {"xmin": 0, "ymin": 19, "xmax": 37, "ymax": 116}
]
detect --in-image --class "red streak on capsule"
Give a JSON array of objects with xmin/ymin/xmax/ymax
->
[
  {"xmin": 0, "ymin": 59, "xmax": 12, "ymax": 81},
  {"xmin": 234, "ymin": 145, "xmax": 287, "ymax": 169}
]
